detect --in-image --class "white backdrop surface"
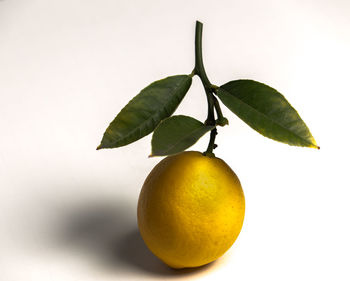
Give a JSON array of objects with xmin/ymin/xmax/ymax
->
[{"xmin": 1, "ymin": 0, "xmax": 349, "ymax": 280}]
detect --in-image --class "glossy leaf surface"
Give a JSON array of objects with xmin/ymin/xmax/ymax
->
[
  {"xmin": 97, "ymin": 75, "xmax": 192, "ymax": 149},
  {"xmin": 151, "ymin": 115, "xmax": 214, "ymax": 156},
  {"xmin": 217, "ymin": 80, "xmax": 318, "ymax": 148}
]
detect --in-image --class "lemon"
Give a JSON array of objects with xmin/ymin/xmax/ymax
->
[{"xmin": 137, "ymin": 151, "xmax": 245, "ymax": 269}]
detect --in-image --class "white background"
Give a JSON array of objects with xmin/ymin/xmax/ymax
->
[{"xmin": 1, "ymin": 0, "xmax": 349, "ymax": 280}]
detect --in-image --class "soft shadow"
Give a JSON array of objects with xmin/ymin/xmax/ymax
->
[
  {"xmin": 55, "ymin": 199, "xmax": 215, "ymax": 277},
  {"xmin": 58, "ymin": 201, "xmax": 132, "ymax": 242},
  {"xmin": 56, "ymin": 200, "xmax": 135, "ymax": 259}
]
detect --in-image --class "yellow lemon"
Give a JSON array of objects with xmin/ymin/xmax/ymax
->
[{"xmin": 137, "ymin": 151, "xmax": 245, "ymax": 269}]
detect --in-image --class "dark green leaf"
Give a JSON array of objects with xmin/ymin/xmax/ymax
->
[
  {"xmin": 97, "ymin": 75, "xmax": 192, "ymax": 149},
  {"xmin": 151, "ymin": 115, "xmax": 214, "ymax": 156},
  {"xmin": 217, "ymin": 80, "xmax": 319, "ymax": 149}
]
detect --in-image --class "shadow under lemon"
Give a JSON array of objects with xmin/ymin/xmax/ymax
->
[{"xmin": 56, "ymin": 199, "xmax": 215, "ymax": 277}]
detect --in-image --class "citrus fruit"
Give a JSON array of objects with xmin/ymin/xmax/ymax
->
[{"xmin": 137, "ymin": 151, "xmax": 245, "ymax": 269}]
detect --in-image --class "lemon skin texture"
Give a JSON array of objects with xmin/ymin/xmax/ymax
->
[{"xmin": 137, "ymin": 151, "xmax": 245, "ymax": 269}]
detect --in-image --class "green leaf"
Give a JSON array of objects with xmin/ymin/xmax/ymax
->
[
  {"xmin": 217, "ymin": 80, "xmax": 319, "ymax": 149},
  {"xmin": 97, "ymin": 75, "xmax": 192, "ymax": 149},
  {"xmin": 151, "ymin": 115, "xmax": 214, "ymax": 156}
]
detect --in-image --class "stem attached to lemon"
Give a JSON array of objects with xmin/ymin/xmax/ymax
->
[{"xmin": 194, "ymin": 20, "xmax": 227, "ymax": 156}]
